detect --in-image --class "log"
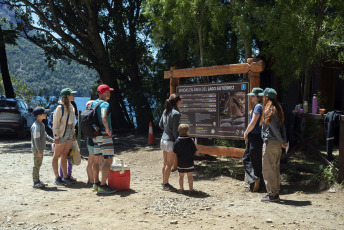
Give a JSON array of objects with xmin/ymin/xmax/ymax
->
[
  {"xmin": 196, "ymin": 144, "xmax": 244, "ymax": 158},
  {"xmin": 164, "ymin": 61, "xmax": 264, "ymax": 79}
]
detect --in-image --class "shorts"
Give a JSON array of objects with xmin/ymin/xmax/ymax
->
[
  {"xmin": 59, "ymin": 126, "xmax": 73, "ymax": 144},
  {"xmin": 87, "ymin": 144, "xmax": 100, "ymax": 155},
  {"xmin": 177, "ymin": 166, "xmax": 194, "ymax": 173},
  {"xmin": 93, "ymin": 132, "xmax": 114, "ymax": 156},
  {"xmin": 160, "ymin": 139, "xmax": 174, "ymax": 152}
]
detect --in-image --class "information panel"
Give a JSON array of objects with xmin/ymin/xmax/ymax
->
[{"xmin": 177, "ymin": 82, "xmax": 249, "ymax": 140}]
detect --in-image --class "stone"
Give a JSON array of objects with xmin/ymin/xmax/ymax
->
[
  {"xmin": 266, "ymin": 219, "xmax": 273, "ymax": 223},
  {"xmin": 170, "ymin": 220, "xmax": 178, "ymax": 224}
]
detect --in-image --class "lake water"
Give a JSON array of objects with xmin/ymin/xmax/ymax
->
[{"xmin": 73, "ymin": 97, "xmax": 91, "ymax": 112}]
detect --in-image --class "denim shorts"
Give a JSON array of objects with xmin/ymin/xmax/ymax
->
[
  {"xmin": 59, "ymin": 126, "xmax": 73, "ymax": 144},
  {"xmin": 160, "ymin": 139, "xmax": 174, "ymax": 152}
]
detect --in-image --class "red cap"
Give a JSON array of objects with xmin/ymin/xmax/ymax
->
[{"xmin": 97, "ymin": 84, "xmax": 114, "ymax": 95}]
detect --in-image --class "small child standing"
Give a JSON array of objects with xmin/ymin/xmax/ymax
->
[
  {"xmin": 173, "ymin": 124, "xmax": 197, "ymax": 193},
  {"xmin": 31, "ymin": 107, "xmax": 50, "ymax": 188}
]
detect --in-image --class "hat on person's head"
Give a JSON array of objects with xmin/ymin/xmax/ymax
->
[
  {"xmin": 33, "ymin": 107, "xmax": 50, "ymax": 117},
  {"xmin": 97, "ymin": 84, "xmax": 114, "ymax": 95},
  {"xmin": 60, "ymin": 88, "xmax": 77, "ymax": 97},
  {"xmin": 258, "ymin": 88, "xmax": 277, "ymax": 99},
  {"xmin": 247, "ymin": 87, "xmax": 264, "ymax": 96}
]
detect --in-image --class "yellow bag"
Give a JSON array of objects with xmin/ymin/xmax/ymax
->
[{"xmin": 68, "ymin": 141, "xmax": 81, "ymax": 165}]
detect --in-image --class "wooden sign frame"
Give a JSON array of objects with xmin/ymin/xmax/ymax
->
[{"xmin": 164, "ymin": 58, "xmax": 264, "ymax": 158}]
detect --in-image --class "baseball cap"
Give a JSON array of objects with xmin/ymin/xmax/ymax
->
[
  {"xmin": 247, "ymin": 87, "xmax": 264, "ymax": 96},
  {"xmin": 258, "ymin": 88, "xmax": 277, "ymax": 99},
  {"xmin": 61, "ymin": 88, "xmax": 77, "ymax": 97},
  {"xmin": 97, "ymin": 84, "xmax": 114, "ymax": 95},
  {"xmin": 33, "ymin": 107, "xmax": 50, "ymax": 117}
]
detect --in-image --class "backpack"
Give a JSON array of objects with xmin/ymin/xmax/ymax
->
[
  {"xmin": 49, "ymin": 104, "xmax": 64, "ymax": 128},
  {"xmin": 80, "ymin": 101, "xmax": 104, "ymax": 138}
]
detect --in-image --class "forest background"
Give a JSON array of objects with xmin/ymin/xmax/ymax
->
[{"xmin": 0, "ymin": 0, "xmax": 343, "ymax": 131}]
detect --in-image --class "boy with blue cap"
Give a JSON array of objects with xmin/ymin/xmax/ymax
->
[{"xmin": 31, "ymin": 107, "xmax": 50, "ymax": 188}]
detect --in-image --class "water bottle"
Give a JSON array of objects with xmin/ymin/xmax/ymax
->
[
  {"xmin": 312, "ymin": 94, "xmax": 318, "ymax": 114},
  {"xmin": 303, "ymin": 100, "xmax": 308, "ymax": 113}
]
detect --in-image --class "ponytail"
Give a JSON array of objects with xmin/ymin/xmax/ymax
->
[{"xmin": 164, "ymin": 94, "xmax": 181, "ymax": 116}]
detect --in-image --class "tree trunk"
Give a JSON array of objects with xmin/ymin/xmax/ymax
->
[
  {"xmin": 0, "ymin": 25, "xmax": 15, "ymax": 98},
  {"xmin": 303, "ymin": 65, "xmax": 312, "ymax": 102},
  {"xmin": 97, "ymin": 66, "xmax": 133, "ymax": 131}
]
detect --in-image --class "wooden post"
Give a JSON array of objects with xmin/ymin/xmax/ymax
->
[
  {"xmin": 248, "ymin": 71, "xmax": 261, "ymax": 112},
  {"xmin": 169, "ymin": 67, "xmax": 179, "ymax": 95},
  {"xmin": 339, "ymin": 119, "xmax": 344, "ymax": 182},
  {"xmin": 169, "ymin": 67, "xmax": 179, "ymax": 171}
]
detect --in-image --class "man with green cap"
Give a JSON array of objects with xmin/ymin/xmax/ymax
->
[
  {"xmin": 243, "ymin": 87, "xmax": 264, "ymax": 192},
  {"xmin": 258, "ymin": 88, "xmax": 288, "ymax": 202}
]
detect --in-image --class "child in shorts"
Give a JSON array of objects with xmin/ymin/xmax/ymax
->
[
  {"xmin": 31, "ymin": 107, "xmax": 50, "ymax": 188},
  {"xmin": 173, "ymin": 124, "xmax": 197, "ymax": 193}
]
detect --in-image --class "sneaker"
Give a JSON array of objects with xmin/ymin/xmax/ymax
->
[
  {"xmin": 161, "ymin": 183, "xmax": 169, "ymax": 191},
  {"xmin": 33, "ymin": 180, "xmax": 46, "ymax": 189},
  {"xmin": 261, "ymin": 194, "xmax": 280, "ymax": 202},
  {"xmin": 54, "ymin": 177, "xmax": 66, "ymax": 185},
  {"xmin": 97, "ymin": 184, "xmax": 117, "ymax": 194},
  {"xmin": 92, "ymin": 182, "xmax": 100, "ymax": 191},
  {"xmin": 62, "ymin": 176, "xmax": 77, "ymax": 184},
  {"xmin": 252, "ymin": 178, "xmax": 260, "ymax": 192}
]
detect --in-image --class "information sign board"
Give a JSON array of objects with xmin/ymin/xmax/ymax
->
[{"xmin": 177, "ymin": 82, "xmax": 249, "ymax": 140}]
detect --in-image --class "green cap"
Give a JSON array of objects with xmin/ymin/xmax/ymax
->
[
  {"xmin": 258, "ymin": 88, "xmax": 277, "ymax": 99},
  {"xmin": 247, "ymin": 87, "xmax": 264, "ymax": 96},
  {"xmin": 60, "ymin": 88, "xmax": 77, "ymax": 97}
]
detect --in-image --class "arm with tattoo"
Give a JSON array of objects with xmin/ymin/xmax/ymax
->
[{"xmin": 101, "ymin": 108, "xmax": 111, "ymax": 136}]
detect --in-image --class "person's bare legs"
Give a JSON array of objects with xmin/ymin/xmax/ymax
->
[
  {"xmin": 52, "ymin": 143, "xmax": 64, "ymax": 178},
  {"xmin": 100, "ymin": 157, "xmax": 113, "ymax": 185},
  {"xmin": 87, "ymin": 154, "xmax": 95, "ymax": 183},
  {"xmin": 162, "ymin": 151, "xmax": 167, "ymax": 183},
  {"xmin": 187, "ymin": 172, "xmax": 193, "ymax": 191},
  {"xmin": 179, "ymin": 173, "xmax": 184, "ymax": 191},
  {"xmin": 60, "ymin": 140, "xmax": 72, "ymax": 178},
  {"xmin": 93, "ymin": 155, "xmax": 101, "ymax": 184},
  {"xmin": 163, "ymin": 151, "xmax": 174, "ymax": 184}
]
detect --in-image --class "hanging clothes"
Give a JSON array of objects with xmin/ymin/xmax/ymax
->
[{"xmin": 324, "ymin": 110, "xmax": 344, "ymax": 161}]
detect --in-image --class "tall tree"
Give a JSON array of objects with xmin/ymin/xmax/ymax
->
[
  {"xmin": 233, "ymin": 0, "xmax": 344, "ymax": 100},
  {"xmin": 0, "ymin": 22, "xmax": 17, "ymax": 98},
  {"xmin": 2, "ymin": 0, "xmax": 154, "ymax": 130},
  {"xmin": 144, "ymin": 0, "xmax": 238, "ymax": 75}
]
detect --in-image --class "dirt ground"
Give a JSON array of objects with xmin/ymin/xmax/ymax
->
[{"xmin": 0, "ymin": 133, "xmax": 343, "ymax": 230}]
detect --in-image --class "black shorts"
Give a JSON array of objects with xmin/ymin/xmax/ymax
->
[{"xmin": 177, "ymin": 166, "xmax": 194, "ymax": 173}]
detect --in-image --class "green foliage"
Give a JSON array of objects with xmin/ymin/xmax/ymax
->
[
  {"xmin": 249, "ymin": 0, "xmax": 344, "ymax": 88},
  {"xmin": 312, "ymin": 165, "xmax": 338, "ymax": 186},
  {"xmin": 0, "ymin": 74, "xmax": 58, "ymax": 109},
  {"xmin": 5, "ymin": 36, "xmax": 97, "ymax": 96},
  {"xmin": 208, "ymin": 138, "xmax": 245, "ymax": 149},
  {"xmin": 143, "ymin": 0, "xmax": 239, "ymax": 69}
]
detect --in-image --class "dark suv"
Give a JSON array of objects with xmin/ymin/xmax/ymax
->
[{"xmin": 0, "ymin": 97, "xmax": 35, "ymax": 138}]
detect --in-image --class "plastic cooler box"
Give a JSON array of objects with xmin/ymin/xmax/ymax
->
[{"xmin": 108, "ymin": 159, "xmax": 130, "ymax": 191}]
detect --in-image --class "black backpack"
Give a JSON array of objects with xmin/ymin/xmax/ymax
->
[{"xmin": 80, "ymin": 101, "xmax": 104, "ymax": 138}]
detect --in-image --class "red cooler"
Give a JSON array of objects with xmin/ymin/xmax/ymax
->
[{"xmin": 108, "ymin": 159, "xmax": 130, "ymax": 191}]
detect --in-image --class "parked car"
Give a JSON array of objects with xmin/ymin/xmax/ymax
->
[{"xmin": 0, "ymin": 96, "xmax": 35, "ymax": 138}]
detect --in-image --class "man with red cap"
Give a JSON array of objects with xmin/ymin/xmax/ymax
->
[{"xmin": 91, "ymin": 84, "xmax": 116, "ymax": 194}]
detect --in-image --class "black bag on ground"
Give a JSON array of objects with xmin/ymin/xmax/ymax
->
[{"xmin": 80, "ymin": 101, "xmax": 104, "ymax": 138}]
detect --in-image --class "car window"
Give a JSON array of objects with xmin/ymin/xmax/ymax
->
[{"xmin": 0, "ymin": 101, "xmax": 16, "ymax": 107}]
